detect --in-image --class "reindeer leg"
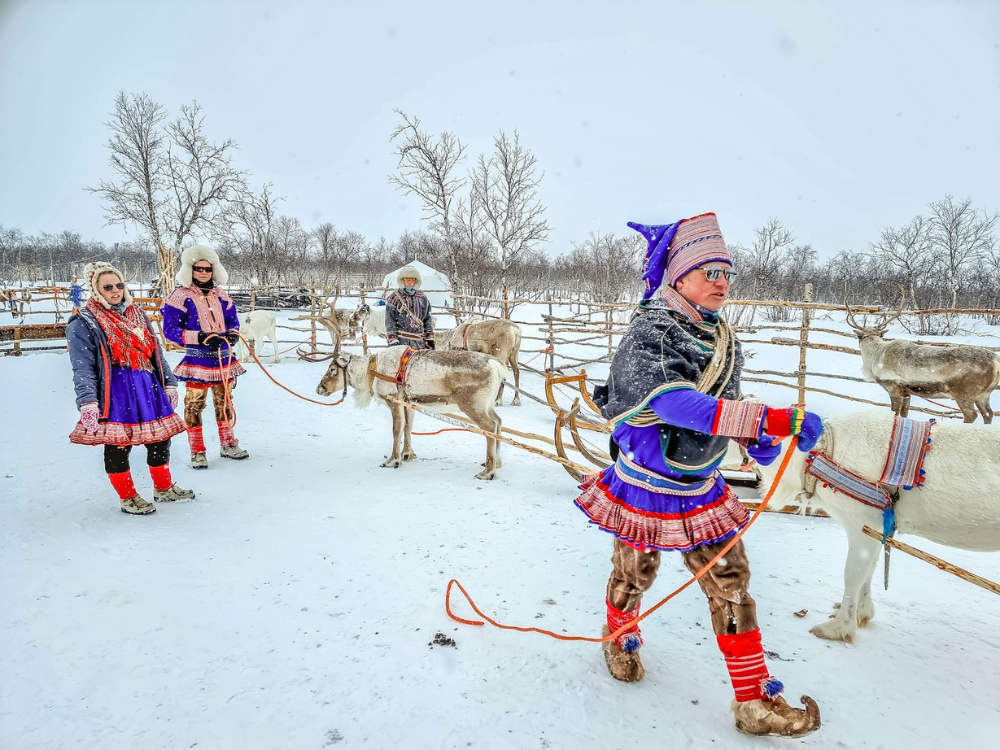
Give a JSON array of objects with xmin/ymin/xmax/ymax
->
[
  {"xmin": 958, "ymin": 399, "xmax": 978, "ymax": 423},
  {"xmin": 811, "ymin": 523, "xmax": 880, "ymax": 643},
  {"xmin": 382, "ymin": 404, "xmax": 404, "ymax": 468},
  {"xmin": 401, "ymin": 404, "xmax": 417, "ymax": 461},
  {"xmin": 975, "ymin": 394, "xmax": 993, "ymax": 424},
  {"xmin": 467, "ymin": 405, "xmax": 500, "ymax": 480},
  {"xmin": 270, "ymin": 333, "xmax": 281, "ymax": 364},
  {"xmin": 900, "ymin": 393, "xmax": 911, "ymax": 418},
  {"xmin": 510, "ymin": 353, "xmax": 521, "ymax": 406}
]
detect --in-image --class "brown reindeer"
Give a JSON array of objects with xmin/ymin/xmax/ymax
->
[
  {"xmin": 438, "ymin": 318, "xmax": 522, "ymax": 406},
  {"xmin": 845, "ymin": 293, "xmax": 1000, "ymax": 423},
  {"xmin": 315, "ymin": 345, "xmax": 507, "ymax": 479}
]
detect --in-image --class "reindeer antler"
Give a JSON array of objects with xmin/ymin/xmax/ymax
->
[
  {"xmin": 874, "ymin": 286, "xmax": 906, "ymax": 332},
  {"xmin": 843, "ymin": 284, "xmax": 864, "ymax": 331}
]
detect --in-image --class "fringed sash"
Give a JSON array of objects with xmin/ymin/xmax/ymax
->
[
  {"xmin": 880, "ymin": 417, "xmax": 934, "ymax": 489},
  {"xmin": 804, "ymin": 417, "xmax": 934, "ymax": 538}
]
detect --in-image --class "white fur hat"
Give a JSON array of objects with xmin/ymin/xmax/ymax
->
[
  {"xmin": 82, "ymin": 261, "xmax": 134, "ymax": 309},
  {"xmin": 396, "ymin": 265, "xmax": 422, "ymax": 289},
  {"xmin": 176, "ymin": 244, "xmax": 229, "ymax": 287}
]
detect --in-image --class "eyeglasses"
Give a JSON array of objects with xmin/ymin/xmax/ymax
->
[
  {"xmin": 101, "ymin": 283, "xmax": 126, "ymax": 291},
  {"xmin": 699, "ymin": 265, "xmax": 737, "ymax": 283},
  {"xmin": 192, "ymin": 265, "xmax": 213, "ymax": 273}
]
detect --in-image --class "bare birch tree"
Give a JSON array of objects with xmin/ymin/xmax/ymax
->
[
  {"xmin": 469, "ymin": 130, "xmax": 551, "ymax": 317},
  {"xmin": 216, "ymin": 183, "xmax": 282, "ymax": 286},
  {"xmin": 88, "ymin": 92, "xmax": 246, "ymax": 295},
  {"xmin": 871, "ymin": 216, "xmax": 937, "ymax": 333},
  {"xmin": 928, "ymin": 195, "xmax": 999, "ymax": 333},
  {"xmin": 389, "ymin": 111, "xmax": 467, "ymax": 288}
]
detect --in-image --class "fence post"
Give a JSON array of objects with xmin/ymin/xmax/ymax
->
[
  {"xmin": 547, "ymin": 297, "xmax": 555, "ymax": 373},
  {"xmin": 310, "ymin": 288, "xmax": 318, "ymax": 354},
  {"xmin": 606, "ymin": 306, "xmax": 613, "ymax": 361},
  {"xmin": 797, "ymin": 283, "xmax": 812, "ymax": 407},
  {"xmin": 359, "ymin": 281, "xmax": 369, "ymax": 355}
]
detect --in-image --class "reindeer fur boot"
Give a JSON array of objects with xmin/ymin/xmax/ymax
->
[
  {"xmin": 601, "ymin": 625, "xmax": 645, "ymax": 682},
  {"xmin": 732, "ymin": 695, "xmax": 821, "ymax": 738},
  {"xmin": 602, "ymin": 599, "xmax": 645, "ymax": 682},
  {"xmin": 718, "ymin": 629, "xmax": 821, "ymax": 738}
]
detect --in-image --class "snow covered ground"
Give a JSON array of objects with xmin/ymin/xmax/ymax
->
[{"xmin": 3, "ymin": 309, "xmax": 1000, "ymax": 749}]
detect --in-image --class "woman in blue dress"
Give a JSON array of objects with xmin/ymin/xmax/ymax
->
[{"xmin": 68, "ymin": 262, "xmax": 193, "ymax": 515}]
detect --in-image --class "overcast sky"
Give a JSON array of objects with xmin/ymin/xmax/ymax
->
[{"xmin": 1, "ymin": 0, "xmax": 998, "ymax": 260}]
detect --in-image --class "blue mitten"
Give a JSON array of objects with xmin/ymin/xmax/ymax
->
[
  {"xmin": 796, "ymin": 411, "xmax": 824, "ymax": 452},
  {"xmin": 746, "ymin": 434, "xmax": 782, "ymax": 466}
]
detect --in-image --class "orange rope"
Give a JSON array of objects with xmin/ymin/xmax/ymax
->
[
  {"xmin": 238, "ymin": 332, "xmax": 346, "ymax": 407},
  {"xmin": 445, "ymin": 436, "xmax": 799, "ymax": 643},
  {"xmin": 217, "ymin": 342, "xmax": 238, "ymax": 429},
  {"xmin": 411, "ymin": 427, "xmax": 471, "ymax": 436}
]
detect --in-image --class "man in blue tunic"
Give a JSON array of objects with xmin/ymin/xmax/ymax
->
[{"xmin": 575, "ymin": 213, "xmax": 824, "ymax": 737}]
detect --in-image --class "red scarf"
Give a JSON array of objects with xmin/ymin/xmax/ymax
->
[{"xmin": 87, "ymin": 297, "xmax": 156, "ymax": 371}]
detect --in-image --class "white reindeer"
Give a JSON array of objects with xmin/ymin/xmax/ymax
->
[
  {"xmin": 315, "ymin": 346, "xmax": 506, "ymax": 480},
  {"xmin": 757, "ymin": 408, "xmax": 1000, "ymax": 643},
  {"xmin": 846, "ymin": 295, "xmax": 1000, "ymax": 423},
  {"xmin": 235, "ymin": 310, "xmax": 280, "ymax": 364}
]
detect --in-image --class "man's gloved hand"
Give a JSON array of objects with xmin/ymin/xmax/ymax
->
[
  {"xmin": 746, "ymin": 434, "xmax": 782, "ymax": 466},
  {"xmin": 197, "ymin": 331, "xmax": 224, "ymax": 349},
  {"xmin": 165, "ymin": 387, "xmax": 179, "ymax": 409},
  {"xmin": 224, "ymin": 331, "xmax": 240, "ymax": 345},
  {"xmin": 426, "ymin": 338, "xmax": 436, "ymax": 350},
  {"xmin": 765, "ymin": 407, "xmax": 824, "ymax": 452},
  {"xmin": 80, "ymin": 402, "xmax": 99, "ymax": 433}
]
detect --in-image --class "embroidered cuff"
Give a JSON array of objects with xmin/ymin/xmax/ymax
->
[
  {"xmin": 182, "ymin": 330, "xmax": 200, "ymax": 345},
  {"xmin": 711, "ymin": 399, "xmax": 767, "ymax": 439}
]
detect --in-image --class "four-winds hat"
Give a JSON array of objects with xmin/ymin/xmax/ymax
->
[{"xmin": 630, "ymin": 212, "xmax": 732, "ymax": 300}]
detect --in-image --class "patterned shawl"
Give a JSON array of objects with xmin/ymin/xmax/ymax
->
[{"xmin": 87, "ymin": 297, "xmax": 155, "ymax": 371}]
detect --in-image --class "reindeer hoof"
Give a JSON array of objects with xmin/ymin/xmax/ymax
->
[
  {"xmin": 475, "ymin": 468, "xmax": 498, "ymax": 481},
  {"xmin": 402, "ymin": 451, "xmax": 417, "ymax": 462},
  {"xmin": 809, "ymin": 620, "xmax": 854, "ymax": 643},
  {"xmin": 381, "ymin": 459, "xmax": 402, "ymax": 469},
  {"xmin": 512, "ymin": 397, "xmax": 522, "ymax": 406}
]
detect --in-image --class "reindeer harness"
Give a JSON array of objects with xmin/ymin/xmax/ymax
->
[
  {"xmin": 368, "ymin": 348, "xmax": 421, "ymax": 389},
  {"xmin": 803, "ymin": 416, "xmax": 934, "ymax": 584}
]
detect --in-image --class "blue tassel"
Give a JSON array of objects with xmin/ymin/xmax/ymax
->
[
  {"xmin": 760, "ymin": 677, "xmax": 784, "ymax": 700},
  {"xmin": 882, "ymin": 505, "xmax": 896, "ymax": 542},
  {"xmin": 621, "ymin": 633, "xmax": 643, "ymax": 653}
]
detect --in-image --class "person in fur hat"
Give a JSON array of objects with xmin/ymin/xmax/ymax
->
[
  {"xmin": 67, "ymin": 262, "xmax": 194, "ymax": 515},
  {"xmin": 384, "ymin": 266, "xmax": 435, "ymax": 349},
  {"xmin": 574, "ymin": 213, "xmax": 825, "ymax": 738},
  {"xmin": 162, "ymin": 245, "xmax": 249, "ymax": 469}
]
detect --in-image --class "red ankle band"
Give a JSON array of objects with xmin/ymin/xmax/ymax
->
[
  {"xmin": 606, "ymin": 598, "xmax": 643, "ymax": 652},
  {"xmin": 108, "ymin": 470, "xmax": 137, "ymax": 500},
  {"xmin": 217, "ymin": 421, "xmax": 237, "ymax": 447},
  {"xmin": 187, "ymin": 426, "xmax": 206, "ymax": 453},
  {"xmin": 148, "ymin": 464, "xmax": 172, "ymax": 491},
  {"xmin": 717, "ymin": 629, "xmax": 783, "ymax": 702}
]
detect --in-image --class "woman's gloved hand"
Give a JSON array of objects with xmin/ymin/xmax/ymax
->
[
  {"xmin": 165, "ymin": 387, "xmax": 179, "ymax": 409},
  {"xmin": 197, "ymin": 331, "xmax": 224, "ymax": 349},
  {"xmin": 80, "ymin": 402, "xmax": 99, "ymax": 433},
  {"xmin": 224, "ymin": 331, "xmax": 240, "ymax": 345},
  {"xmin": 764, "ymin": 407, "xmax": 824, "ymax": 452},
  {"xmin": 746, "ymin": 434, "xmax": 782, "ymax": 466}
]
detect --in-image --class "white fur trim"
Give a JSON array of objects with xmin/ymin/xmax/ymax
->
[
  {"xmin": 176, "ymin": 244, "xmax": 229, "ymax": 287},
  {"xmin": 396, "ymin": 265, "xmax": 422, "ymax": 289}
]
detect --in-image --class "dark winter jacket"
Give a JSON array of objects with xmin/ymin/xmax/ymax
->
[
  {"xmin": 385, "ymin": 289, "xmax": 434, "ymax": 348},
  {"xmin": 67, "ymin": 307, "xmax": 177, "ymax": 417},
  {"xmin": 593, "ymin": 305, "xmax": 743, "ymax": 473}
]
